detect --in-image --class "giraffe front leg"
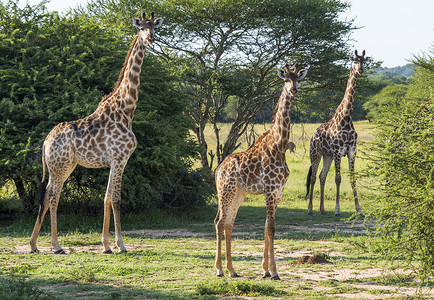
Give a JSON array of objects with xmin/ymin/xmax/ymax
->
[
  {"xmin": 102, "ymin": 168, "xmax": 114, "ymax": 254},
  {"xmin": 102, "ymin": 163, "xmax": 127, "ymax": 254},
  {"xmin": 334, "ymin": 156, "xmax": 342, "ymax": 216},
  {"xmin": 111, "ymin": 166, "xmax": 127, "ymax": 253},
  {"xmin": 266, "ymin": 212, "xmax": 279, "ymax": 280},
  {"xmin": 264, "ymin": 195, "xmax": 280, "ymax": 280}
]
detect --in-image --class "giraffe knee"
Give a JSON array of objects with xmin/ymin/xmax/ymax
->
[
  {"xmin": 111, "ymin": 200, "xmax": 121, "ymax": 211},
  {"xmin": 335, "ymin": 175, "xmax": 341, "ymax": 185}
]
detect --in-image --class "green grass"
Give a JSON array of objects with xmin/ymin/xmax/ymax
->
[{"xmin": 0, "ymin": 121, "xmax": 433, "ymax": 299}]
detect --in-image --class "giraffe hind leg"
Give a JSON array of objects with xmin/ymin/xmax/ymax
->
[
  {"xmin": 214, "ymin": 209, "xmax": 224, "ymax": 276},
  {"xmin": 30, "ymin": 182, "xmax": 50, "ymax": 253},
  {"xmin": 308, "ymin": 158, "xmax": 320, "ymax": 215},
  {"xmin": 214, "ymin": 187, "xmax": 244, "ymax": 277},
  {"xmin": 319, "ymin": 154, "xmax": 333, "ymax": 215},
  {"xmin": 348, "ymin": 152, "xmax": 363, "ymax": 215}
]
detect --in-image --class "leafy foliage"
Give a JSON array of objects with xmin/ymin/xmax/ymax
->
[
  {"xmin": 364, "ymin": 50, "xmax": 434, "ymax": 279},
  {"xmin": 0, "ymin": 1, "xmax": 206, "ymax": 213},
  {"xmin": 196, "ymin": 279, "xmax": 280, "ymax": 296},
  {"xmin": 0, "ymin": 276, "xmax": 54, "ymax": 300},
  {"xmin": 362, "ymin": 84, "xmax": 408, "ymax": 120},
  {"xmin": 82, "ymin": 0, "xmax": 357, "ymax": 168}
]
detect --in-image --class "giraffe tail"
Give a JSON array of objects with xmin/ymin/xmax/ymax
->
[
  {"xmin": 37, "ymin": 144, "xmax": 47, "ymax": 213},
  {"xmin": 305, "ymin": 165, "xmax": 312, "ymax": 199}
]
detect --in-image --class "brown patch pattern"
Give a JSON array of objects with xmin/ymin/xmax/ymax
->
[
  {"xmin": 307, "ymin": 51, "xmax": 368, "ymax": 216},
  {"xmin": 29, "ymin": 13, "xmax": 162, "ymax": 255},
  {"xmin": 214, "ymin": 64, "xmax": 307, "ymax": 280}
]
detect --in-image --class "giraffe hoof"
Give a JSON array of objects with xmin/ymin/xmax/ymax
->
[
  {"xmin": 271, "ymin": 275, "xmax": 281, "ymax": 280},
  {"xmin": 230, "ymin": 273, "xmax": 240, "ymax": 278},
  {"xmin": 335, "ymin": 213, "xmax": 341, "ymax": 217},
  {"xmin": 119, "ymin": 249, "xmax": 127, "ymax": 254},
  {"xmin": 30, "ymin": 249, "xmax": 39, "ymax": 254},
  {"xmin": 262, "ymin": 272, "xmax": 271, "ymax": 278},
  {"xmin": 103, "ymin": 249, "xmax": 113, "ymax": 254},
  {"xmin": 216, "ymin": 273, "xmax": 224, "ymax": 277},
  {"xmin": 54, "ymin": 249, "xmax": 66, "ymax": 255},
  {"xmin": 307, "ymin": 212, "xmax": 313, "ymax": 215}
]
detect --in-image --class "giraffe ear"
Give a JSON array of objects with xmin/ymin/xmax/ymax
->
[
  {"xmin": 277, "ymin": 69, "xmax": 286, "ymax": 79},
  {"xmin": 133, "ymin": 18, "xmax": 141, "ymax": 29},
  {"xmin": 154, "ymin": 18, "xmax": 163, "ymax": 28},
  {"xmin": 297, "ymin": 69, "xmax": 308, "ymax": 80}
]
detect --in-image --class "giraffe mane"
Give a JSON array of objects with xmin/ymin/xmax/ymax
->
[
  {"xmin": 247, "ymin": 129, "xmax": 270, "ymax": 150},
  {"xmin": 100, "ymin": 35, "xmax": 139, "ymax": 104}
]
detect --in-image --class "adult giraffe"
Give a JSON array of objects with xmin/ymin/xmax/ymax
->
[
  {"xmin": 214, "ymin": 63, "xmax": 308, "ymax": 280},
  {"xmin": 306, "ymin": 50, "xmax": 369, "ymax": 216},
  {"xmin": 30, "ymin": 12, "xmax": 163, "ymax": 254}
]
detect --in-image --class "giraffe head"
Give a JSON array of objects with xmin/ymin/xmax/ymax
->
[
  {"xmin": 277, "ymin": 63, "xmax": 308, "ymax": 96},
  {"xmin": 133, "ymin": 12, "xmax": 163, "ymax": 45},
  {"xmin": 350, "ymin": 50, "xmax": 370, "ymax": 75}
]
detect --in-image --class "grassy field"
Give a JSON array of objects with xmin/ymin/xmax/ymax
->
[{"xmin": 1, "ymin": 121, "xmax": 433, "ymax": 299}]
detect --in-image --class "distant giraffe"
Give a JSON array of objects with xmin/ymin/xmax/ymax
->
[
  {"xmin": 306, "ymin": 50, "xmax": 369, "ymax": 216},
  {"xmin": 30, "ymin": 13, "xmax": 163, "ymax": 254},
  {"xmin": 214, "ymin": 63, "xmax": 307, "ymax": 280},
  {"xmin": 287, "ymin": 141, "xmax": 296, "ymax": 153}
]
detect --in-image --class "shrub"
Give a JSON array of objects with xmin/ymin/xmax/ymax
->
[{"xmin": 364, "ymin": 51, "xmax": 434, "ymax": 279}]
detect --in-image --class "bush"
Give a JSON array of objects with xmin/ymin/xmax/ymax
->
[
  {"xmin": 0, "ymin": 1, "xmax": 208, "ymax": 214},
  {"xmin": 364, "ymin": 51, "xmax": 434, "ymax": 279}
]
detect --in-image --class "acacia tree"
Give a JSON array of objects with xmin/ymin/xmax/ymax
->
[
  {"xmin": 83, "ymin": 0, "xmax": 355, "ymax": 169},
  {"xmin": 363, "ymin": 50, "xmax": 434, "ymax": 279}
]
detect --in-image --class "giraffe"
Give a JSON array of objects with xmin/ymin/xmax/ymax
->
[
  {"xmin": 214, "ymin": 63, "xmax": 307, "ymax": 280},
  {"xmin": 306, "ymin": 50, "xmax": 369, "ymax": 216},
  {"xmin": 29, "ymin": 12, "xmax": 163, "ymax": 254}
]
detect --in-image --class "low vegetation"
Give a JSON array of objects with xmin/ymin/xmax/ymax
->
[{"xmin": 1, "ymin": 121, "xmax": 433, "ymax": 299}]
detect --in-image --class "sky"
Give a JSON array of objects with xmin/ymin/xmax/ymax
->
[{"xmin": 20, "ymin": 0, "xmax": 434, "ymax": 68}]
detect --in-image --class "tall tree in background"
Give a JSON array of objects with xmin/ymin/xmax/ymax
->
[{"xmin": 82, "ymin": 0, "xmax": 355, "ymax": 169}]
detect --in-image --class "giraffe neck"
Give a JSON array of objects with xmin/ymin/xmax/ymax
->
[
  {"xmin": 333, "ymin": 67, "xmax": 359, "ymax": 122},
  {"xmin": 103, "ymin": 34, "xmax": 147, "ymax": 124},
  {"xmin": 271, "ymin": 83, "xmax": 293, "ymax": 152}
]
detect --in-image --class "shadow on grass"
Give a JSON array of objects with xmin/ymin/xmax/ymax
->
[
  {"xmin": 0, "ymin": 204, "xmax": 366, "ymax": 242},
  {"xmin": 0, "ymin": 274, "xmax": 199, "ymax": 300}
]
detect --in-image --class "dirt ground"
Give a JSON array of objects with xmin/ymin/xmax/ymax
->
[{"xmin": 11, "ymin": 226, "xmax": 434, "ymax": 299}]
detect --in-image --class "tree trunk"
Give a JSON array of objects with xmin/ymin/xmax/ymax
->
[{"xmin": 13, "ymin": 177, "xmax": 36, "ymax": 213}]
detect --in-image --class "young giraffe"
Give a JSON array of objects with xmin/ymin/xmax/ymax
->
[
  {"xmin": 306, "ymin": 50, "xmax": 369, "ymax": 216},
  {"xmin": 214, "ymin": 63, "xmax": 308, "ymax": 280},
  {"xmin": 29, "ymin": 13, "xmax": 163, "ymax": 254}
]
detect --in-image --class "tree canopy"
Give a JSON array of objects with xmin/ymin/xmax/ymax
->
[{"xmin": 82, "ymin": 0, "xmax": 358, "ymax": 168}]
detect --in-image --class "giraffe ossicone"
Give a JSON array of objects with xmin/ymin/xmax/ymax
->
[
  {"xmin": 306, "ymin": 50, "xmax": 368, "ymax": 216},
  {"xmin": 29, "ymin": 12, "xmax": 163, "ymax": 254},
  {"xmin": 214, "ymin": 62, "xmax": 307, "ymax": 280}
]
